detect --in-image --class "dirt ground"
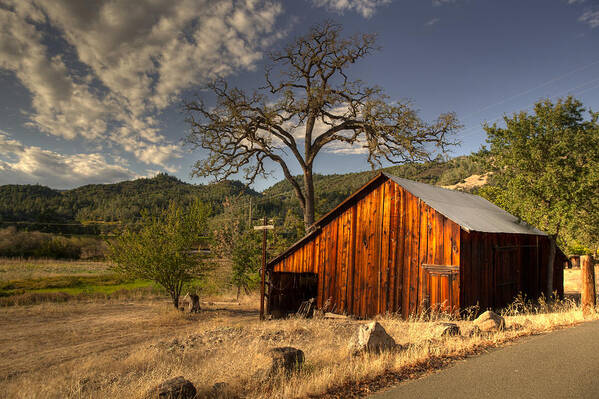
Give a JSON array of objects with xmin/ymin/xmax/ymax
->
[{"xmin": 0, "ymin": 299, "xmax": 258, "ymax": 382}]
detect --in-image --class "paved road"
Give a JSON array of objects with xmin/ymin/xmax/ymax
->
[{"xmin": 371, "ymin": 320, "xmax": 599, "ymax": 399}]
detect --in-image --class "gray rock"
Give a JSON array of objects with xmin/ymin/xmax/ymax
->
[
  {"xmin": 349, "ymin": 321, "xmax": 397, "ymax": 355},
  {"xmin": 145, "ymin": 376, "xmax": 196, "ymax": 399},
  {"xmin": 435, "ymin": 322, "xmax": 460, "ymax": 337},
  {"xmin": 268, "ymin": 347, "xmax": 305, "ymax": 375},
  {"xmin": 473, "ymin": 310, "xmax": 505, "ymax": 332}
]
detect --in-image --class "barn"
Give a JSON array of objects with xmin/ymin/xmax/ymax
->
[{"xmin": 266, "ymin": 172, "xmax": 566, "ymax": 319}]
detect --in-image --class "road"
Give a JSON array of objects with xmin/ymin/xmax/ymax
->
[{"xmin": 371, "ymin": 320, "xmax": 599, "ymax": 399}]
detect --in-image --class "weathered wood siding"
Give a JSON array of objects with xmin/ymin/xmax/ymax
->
[
  {"xmin": 459, "ymin": 231, "xmax": 564, "ymax": 310},
  {"xmin": 271, "ymin": 179, "xmax": 461, "ymax": 318}
]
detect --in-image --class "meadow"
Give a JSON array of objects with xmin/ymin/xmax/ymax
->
[{"xmin": 0, "ymin": 258, "xmax": 597, "ymax": 399}]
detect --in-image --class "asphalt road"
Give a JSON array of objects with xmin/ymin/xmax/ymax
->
[{"xmin": 371, "ymin": 320, "xmax": 599, "ymax": 399}]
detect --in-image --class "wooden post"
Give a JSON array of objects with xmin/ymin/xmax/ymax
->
[
  {"xmin": 254, "ymin": 219, "xmax": 274, "ymax": 321},
  {"xmin": 581, "ymin": 254, "xmax": 596, "ymax": 316},
  {"xmin": 260, "ymin": 216, "xmax": 267, "ymax": 321}
]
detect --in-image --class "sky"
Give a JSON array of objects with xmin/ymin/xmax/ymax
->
[{"xmin": 0, "ymin": 0, "xmax": 598, "ymax": 191}]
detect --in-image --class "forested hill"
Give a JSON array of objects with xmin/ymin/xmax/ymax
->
[
  {"xmin": 0, "ymin": 173, "xmax": 259, "ymax": 233},
  {"xmin": 262, "ymin": 155, "xmax": 487, "ymax": 222},
  {"xmin": 0, "ymin": 155, "xmax": 487, "ymax": 234}
]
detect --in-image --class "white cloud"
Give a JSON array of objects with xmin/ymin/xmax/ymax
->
[
  {"xmin": 432, "ymin": 0, "xmax": 457, "ymax": 6},
  {"xmin": 579, "ymin": 8, "xmax": 599, "ymax": 28},
  {"xmin": 425, "ymin": 17, "xmax": 440, "ymax": 26},
  {"xmin": 0, "ymin": 0, "xmax": 285, "ymax": 170},
  {"xmin": 311, "ymin": 0, "xmax": 391, "ymax": 18},
  {"xmin": 0, "ymin": 133, "xmax": 139, "ymax": 188}
]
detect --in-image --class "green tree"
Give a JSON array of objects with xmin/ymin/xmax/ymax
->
[
  {"xmin": 185, "ymin": 21, "xmax": 460, "ymax": 231},
  {"xmin": 230, "ymin": 231, "xmax": 261, "ymax": 299},
  {"xmin": 481, "ymin": 96, "xmax": 599, "ymax": 296},
  {"xmin": 108, "ymin": 200, "xmax": 211, "ymax": 308}
]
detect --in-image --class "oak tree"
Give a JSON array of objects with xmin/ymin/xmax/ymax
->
[
  {"xmin": 481, "ymin": 96, "xmax": 599, "ymax": 297},
  {"xmin": 185, "ymin": 21, "xmax": 460, "ymax": 231}
]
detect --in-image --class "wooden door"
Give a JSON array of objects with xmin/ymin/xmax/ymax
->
[
  {"xmin": 493, "ymin": 247, "xmax": 520, "ymax": 308},
  {"xmin": 422, "ymin": 264, "xmax": 459, "ymax": 314}
]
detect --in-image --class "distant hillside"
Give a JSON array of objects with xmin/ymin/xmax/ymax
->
[
  {"xmin": 0, "ymin": 173, "xmax": 259, "ymax": 234},
  {"xmin": 0, "ymin": 155, "xmax": 488, "ymax": 235},
  {"xmin": 262, "ymin": 155, "xmax": 487, "ymax": 221}
]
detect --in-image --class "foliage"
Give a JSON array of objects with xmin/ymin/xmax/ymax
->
[
  {"xmin": 480, "ymin": 96, "xmax": 599, "ymax": 253},
  {"xmin": 0, "ymin": 227, "xmax": 106, "ymax": 259},
  {"xmin": 108, "ymin": 200, "xmax": 211, "ymax": 307},
  {"xmin": 185, "ymin": 21, "xmax": 460, "ymax": 229},
  {"xmin": 0, "ymin": 173, "xmax": 258, "ymax": 234}
]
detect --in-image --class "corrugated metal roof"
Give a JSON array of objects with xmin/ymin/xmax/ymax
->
[{"xmin": 384, "ymin": 173, "xmax": 547, "ymax": 236}]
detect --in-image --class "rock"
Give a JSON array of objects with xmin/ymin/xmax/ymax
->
[
  {"xmin": 180, "ymin": 292, "xmax": 200, "ymax": 313},
  {"xmin": 473, "ymin": 310, "xmax": 505, "ymax": 332},
  {"xmin": 145, "ymin": 376, "xmax": 196, "ymax": 399},
  {"xmin": 349, "ymin": 321, "xmax": 397, "ymax": 355},
  {"xmin": 268, "ymin": 347, "xmax": 305, "ymax": 375},
  {"xmin": 434, "ymin": 322, "xmax": 460, "ymax": 337}
]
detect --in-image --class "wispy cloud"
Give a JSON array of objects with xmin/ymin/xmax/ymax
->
[
  {"xmin": 425, "ymin": 17, "xmax": 440, "ymax": 26},
  {"xmin": 432, "ymin": 0, "xmax": 457, "ymax": 6},
  {"xmin": 0, "ymin": 0, "xmax": 285, "ymax": 171},
  {"xmin": 311, "ymin": 0, "xmax": 392, "ymax": 18},
  {"xmin": 579, "ymin": 8, "xmax": 599, "ymax": 28}
]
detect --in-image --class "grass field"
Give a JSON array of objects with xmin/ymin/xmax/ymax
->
[
  {"xmin": 0, "ymin": 258, "xmax": 232, "ymax": 305},
  {"xmin": 0, "ymin": 259, "xmax": 597, "ymax": 398},
  {"xmin": 0, "ymin": 296, "xmax": 595, "ymax": 399}
]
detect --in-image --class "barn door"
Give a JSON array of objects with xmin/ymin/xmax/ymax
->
[
  {"xmin": 422, "ymin": 264, "xmax": 459, "ymax": 314},
  {"xmin": 493, "ymin": 246, "xmax": 521, "ymax": 308}
]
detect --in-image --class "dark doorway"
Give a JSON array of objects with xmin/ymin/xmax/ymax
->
[{"xmin": 268, "ymin": 272, "xmax": 318, "ymax": 318}]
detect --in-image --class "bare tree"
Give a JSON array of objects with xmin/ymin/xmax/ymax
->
[{"xmin": 185, "ymin": 21, "xmax": 460, "ymax": 231}]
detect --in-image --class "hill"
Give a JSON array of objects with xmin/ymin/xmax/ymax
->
[
  {"xmin": 262, "ymin": 155, "xmax": 487, "ymax": 222},
  {"xmin": 0, "ymin": 173, "xmax": 259, "ymax": 234}
]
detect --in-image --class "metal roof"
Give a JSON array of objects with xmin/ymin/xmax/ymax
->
[{"xmin": 384, "ymin": 173, "xmax": 547, "ymax": 236}]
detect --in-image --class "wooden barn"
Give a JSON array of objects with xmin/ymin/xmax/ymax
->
[{"xmin": 266, "ymin": 173, "xmax": 566, "ymax": 319}]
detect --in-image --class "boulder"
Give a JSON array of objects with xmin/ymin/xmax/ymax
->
[
  {"xmin": 473, "ymin": 310, "xmax": 505, "ymax": 332},
  {"xmin": 268, "ymin": 347, "xmax": 305, "ymax": 375},
  {"xmin": 434, "ymin": 322, "xmax": 460, "ymax": 337},
  {"xmin": 145, "ymin": 376, "xmax": 196, "ymax": 399},
  {"xmin": 180, "ymin": 293, "xmax": 200, "ymax": 313},
  {"xmin": 349, "ymin": 321, "xmax": 397, "ymax": 355}
]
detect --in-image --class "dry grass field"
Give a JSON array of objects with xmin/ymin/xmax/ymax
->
[
  {"xmin": 0, "ymin": 295, "xmax": 597, "ymax": 399},
  {"xmin": 1, "ymin": 260, "xmax": 597, "ymax": 398}
]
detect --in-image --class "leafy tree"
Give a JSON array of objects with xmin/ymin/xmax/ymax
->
[
  {"xmin": 108, "ymin": 200, "xmax": 211, "ymax": 308},
  {"xmin": 480, "ymin": 96, "xmax": 599, "ymax": 296},
  {"xmin": 185, "ymin": 21, "xmax": 460, "ymax": 231},
  {"xmin": 230, "ymin": 231, "xmax": 261, "ymax": 299}
]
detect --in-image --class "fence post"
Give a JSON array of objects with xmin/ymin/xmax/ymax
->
[{"xmin": 581, "ymin": 254, "xmax": 596, "ymax": 316}]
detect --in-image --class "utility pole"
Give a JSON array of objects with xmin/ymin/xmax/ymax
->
[
  {"xmin": 254, "ymin": 216, "xmax": 274, "ymax": 320},
  {"xmin": 248, "ymin": 197, "xmax": 252, "ymax": 226}
]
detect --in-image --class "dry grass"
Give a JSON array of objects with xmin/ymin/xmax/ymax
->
[
  {"xmin": 1, "ymin": 294, "xmax": 597, "ymax": 399},
  {"xmin": 563, "ymin": 265, "xmax": 599, "ymax": 294},
  {"xmin": 0, "ymin": 258, "xmax": 111, "ymax": 281}
]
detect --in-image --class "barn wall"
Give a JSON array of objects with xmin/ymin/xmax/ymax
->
[
  {"xmin": 459, "ymin": 231, "xmax": 564, "ymax": 310},
  {"xmin": 271, "ymin": 178, "xmax": 462, "ymax": 318}
]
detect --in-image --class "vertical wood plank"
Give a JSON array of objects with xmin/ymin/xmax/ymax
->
[
  {"xmin": 408, "ymin": 194, "xmax": 420, "ymax": 315},
  {"xmin": 401, "ymin": 191, "xmax": 412, "ymax": 319},
  {"xmin": 418, "ymin": 201, "xmax": 429, "ymax": 311}
]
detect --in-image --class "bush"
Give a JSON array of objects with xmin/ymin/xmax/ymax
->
[{"xmin": 0, "ymin": 227, "xmax": 106, "ymax": 259}]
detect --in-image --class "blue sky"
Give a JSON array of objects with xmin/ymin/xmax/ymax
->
[{"xmin": 0, "ymin": 0, "xmax": 598, "ymax": 190}]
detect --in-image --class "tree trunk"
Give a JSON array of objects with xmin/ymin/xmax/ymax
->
[
  {"xmin": 303, "ymin": 170, "xmax": 315, "ymax": 232},
  {"xmin": 173, "ymin": 294, "xmax": 180, "ymax": 309},
  {"xmin": 581, "ymin": 254, "xmax": 596, "ymax": 316},
  {"xmin": 546, "ymin": 234, "xmax": 557, "ymax": 299}
]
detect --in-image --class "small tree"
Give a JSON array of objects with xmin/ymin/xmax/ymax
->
[
  {"xmin": 108, "ymin": 200, "xmax": 210, "ymax": 308},
  {"xmin": 185, "ymin": 21, "xmax": 460, "ymax": 231},
  {"xmin": 230, "ymin": 231, "xmax": 261, "ymax": 299},
  {"xmin": 481, "ymin": 96, "xmax": 599, "ymax": 296}
]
